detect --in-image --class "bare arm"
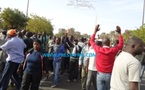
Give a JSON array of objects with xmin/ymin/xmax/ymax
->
[
  {"xmin": 93, "ymin": 24, "xmax": 100, "ymax": 34},
  {"xmin": 85, "ymin": 58, "xmax": 89, "ymax": 73},
  {"xmin": 114, "ymin": 26, "xmax": 124, "ymax": 50},
  {"xmin": 90, "ymin": 24, "xmax": 101, "ymax": 52},
  {"xmin": 129, "ymin": 82, "xmax": 139, "ymax": 90}
]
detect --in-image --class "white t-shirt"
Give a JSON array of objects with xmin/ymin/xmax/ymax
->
[
  {"xmin": 110, "ymin": 51, "xmax": 141, "ymax": 90},
  {"xmin": 87, "ymin": 47, "xmax": 97, "ymax": 71}
]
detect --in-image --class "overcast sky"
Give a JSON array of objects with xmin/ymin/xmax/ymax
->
[{"xmin": 0, "ymin": 0, "xmax": 144, "ymax": 35}]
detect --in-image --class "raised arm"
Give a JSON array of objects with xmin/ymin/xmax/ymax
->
[
  {"xmin": 90, "ymin": 24, "xmax": 101, "ymax": 52},
  {"xmin": 114, "ymin": 26, "xmax": 124, "ymax": 50}
]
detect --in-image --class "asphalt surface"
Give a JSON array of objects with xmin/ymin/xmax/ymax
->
[{"xmin": 7, "ymin": 72, "xmax": 145, "ymax": 90}]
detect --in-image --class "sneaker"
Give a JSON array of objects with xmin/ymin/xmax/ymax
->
[
  {"xmin": 51, "ymin": 85, "xmax": 57, "ymax": 88},
  {"xmin": 73, "ymin": 79, "xmax": 77, "ymax": 82},
  {"xmin": 67, "ymin": 79, "xmax": 70, "ymax": 82}
]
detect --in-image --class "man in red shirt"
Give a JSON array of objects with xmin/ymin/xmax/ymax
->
[{"xmin": 90, "ymin": 24, "xmax": 124, "ymax": 90}]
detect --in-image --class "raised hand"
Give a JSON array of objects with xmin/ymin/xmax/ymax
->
[
  {"xmin": 94, "ymin": 24, "xmax": 100, "ymax": 34},
  {"xmin": 116, "ymin": 26, "xmax": 121, "ymax": 34}
]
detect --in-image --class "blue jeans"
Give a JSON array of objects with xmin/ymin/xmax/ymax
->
[
  {"xmin": 0, "ymin": 61, "xmax": 20, "ymax": 90},
  {"xmin": 97, "ymin": 72, "xmax": 111, "ymax": 90},
  {"xmin": 53, "ymin": 61, "xmax": 61, "ymax": 85}
]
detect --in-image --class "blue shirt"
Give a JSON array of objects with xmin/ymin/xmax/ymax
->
[
  {"xmin": 25, "ymin": 51, "xmax": 42, "ymax": 74},
  {"xmin": 0, "ymin": 36, "xmax": 26, "ymax": 63},
  {"xmin": 53, "ymin": 44, "xmax": 65, "ymax": 62}
]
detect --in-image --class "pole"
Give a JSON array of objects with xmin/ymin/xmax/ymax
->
[
  {"xmin": 25, "ymin": 0, "xmax": 29, "ymax": 30},
  {"xmin": 26, "ymin": 0, "xmax": 30, "ymax": 17},
  {"xmin": 142, "ymin": 0, "xmax": 145, "ymax": 26}
]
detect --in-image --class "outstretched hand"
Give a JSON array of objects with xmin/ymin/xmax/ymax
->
[
  {"xmin": 94, "ymin": 24, "xmax": 100, "ymax": 34},
  {"xmin": 115, "ymin": 26, "xmax": 121, "ymax": 34}
]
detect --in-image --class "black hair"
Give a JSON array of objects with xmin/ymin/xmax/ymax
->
[
  {"xmin": 27, "ymin": 39, "xmax": 42, "ymax": 54},
  {"xmin": 33, "ymin": 39, "xmax": 41, "ymax": 45}
]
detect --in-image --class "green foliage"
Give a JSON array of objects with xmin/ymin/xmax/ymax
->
[
  {"xmin": 27, "ymin": 14, "xmax": 53, "ymax": 35},
  {"xmin": 0, "ymin": 8, "xmax": 28, "ymax": 29},
  {"xmin": 55, "ymin": 28, "xmax": 88, "ymax": 38},
  {"xmin": 81, "ymin": 33, "xmax": 90, "ymax": 38},
  {"xmin": 55, "ymin": 28, "xmax": 66, "ymax": 37},
  {"xmin": 123, "ymin": 25, "xmax": 145, "ymax": 43}
]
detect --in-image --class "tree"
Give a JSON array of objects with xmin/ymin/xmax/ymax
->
[
  {"xmin": 27, "ymin": 14, "xmax": 53, "ymax": 35},
  {"xmin": 0, "ymin": 8, "xmax": 28, "ymax": 29},
  {"xmin": 100, "ymin": 32, "xmax": 107, "ymax": 39},
  {"xmin": 81, "ymin": 33, "xmax": 90, "ymax": 38},
  {"xmin": 55, "ymin": 27, "xmax": 90, "ymax": 39},
  {"xmin": 122, "ymin": 25, "xmax": 145, "ymax": 43},
  {"xmin": 55, "ymin": 28, "xmax": 66, "ymax": 37}
]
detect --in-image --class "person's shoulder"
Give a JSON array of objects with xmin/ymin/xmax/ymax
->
[{"xmin": 122, "ymin": 52, "xmax": 141, "ymax": 64}]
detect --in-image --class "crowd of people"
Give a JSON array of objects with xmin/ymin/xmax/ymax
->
[{"xmin": 0, "ymin": 24, "xmax": 145, "ymax": 90}]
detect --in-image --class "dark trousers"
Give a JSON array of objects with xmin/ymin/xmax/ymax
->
[
  {"xmin": 0, "ymin": 61, "xmax": 20, "ymax": 90},
  {"xmin": 48, "ymin": 60, "xmax": 53, "ymax": 72},
  {"xmin": 20, "ymin": 71, "xmax": 42, "ymax": 90},
  {"xmin": 68, "ymin": 58, "xmax": 79, "ymax": 80},
  {"xmin": 61, "ymin": 57, "xmax": 70, "ymax": 74}
]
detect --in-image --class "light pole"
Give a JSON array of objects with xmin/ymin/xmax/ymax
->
[
  {"xmin": 25, "ymin": 0, "xmax": 29, "ymax": 30},
  {"xmin": 142, "ymin": 0, "xmax": 145, "ymax": 26},
  {"xmin": 26, "ymin": 0, "xmax": 30, "ymax": 17}
]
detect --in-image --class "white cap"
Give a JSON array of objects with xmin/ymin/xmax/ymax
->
[{"xmin": 97, "ymin": 39, "xmax": 102, "ymax": 42}]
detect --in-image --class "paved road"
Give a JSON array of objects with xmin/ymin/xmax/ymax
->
[{"xmin": 8, "ymin": 72, "xmax": 145, "ymax": 90}]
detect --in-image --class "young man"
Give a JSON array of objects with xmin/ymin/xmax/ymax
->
[
  {"xmin": 79, "ymin": 38, "xmax": 91, "ymax": 90},
  {"xmin": 110, "ymin": 37, "xmax": 144, "ymax": 90},
  {"xmin": 86, "ymin": 40, "xmax": 102, "ymax": 90},
  {"xmin": 0, "ymin": 29, "xmax": 26, "ymax": 90},
  {"xmin": 68, "ymin": 39, "xmax": 82, "ymax": 82},
  {"xmin": 90, "ymin": 24, "xmax": 124, "ymax": 90},
  {"xmin": 51, "ymin": 37, "xmax": 66, "ymax": 88}
]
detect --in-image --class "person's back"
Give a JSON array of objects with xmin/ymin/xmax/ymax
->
[
  {"xmin": 0, "ymin": 29, "xmax": 26, "ymax": 90},
  {"xmin": 90, "ymin": 25, "xmax": 124, "ymax": 73},
  {"xmin": 5, "ymin": 36, "xmax": 26, "ymax": 63},
  {"xmin": 23, "ymin": 32, "xmax": 33, "ymax": 54},
  {"xmin": 95, "ymin": 45, "xmax": 123, "ymax": 73},
  {"xmin": 90, "ymin": 24, "xmax": 123, "ymax": 90}
]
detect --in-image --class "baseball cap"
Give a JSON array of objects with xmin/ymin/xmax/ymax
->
[{"xmin": 7, "ymin": 29, "xmax": 16, "ymax": 36}]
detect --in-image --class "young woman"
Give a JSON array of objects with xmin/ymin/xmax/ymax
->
[{"xmin": 20, "ymin": 39, "xmax": 48, "ymax": 90}]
